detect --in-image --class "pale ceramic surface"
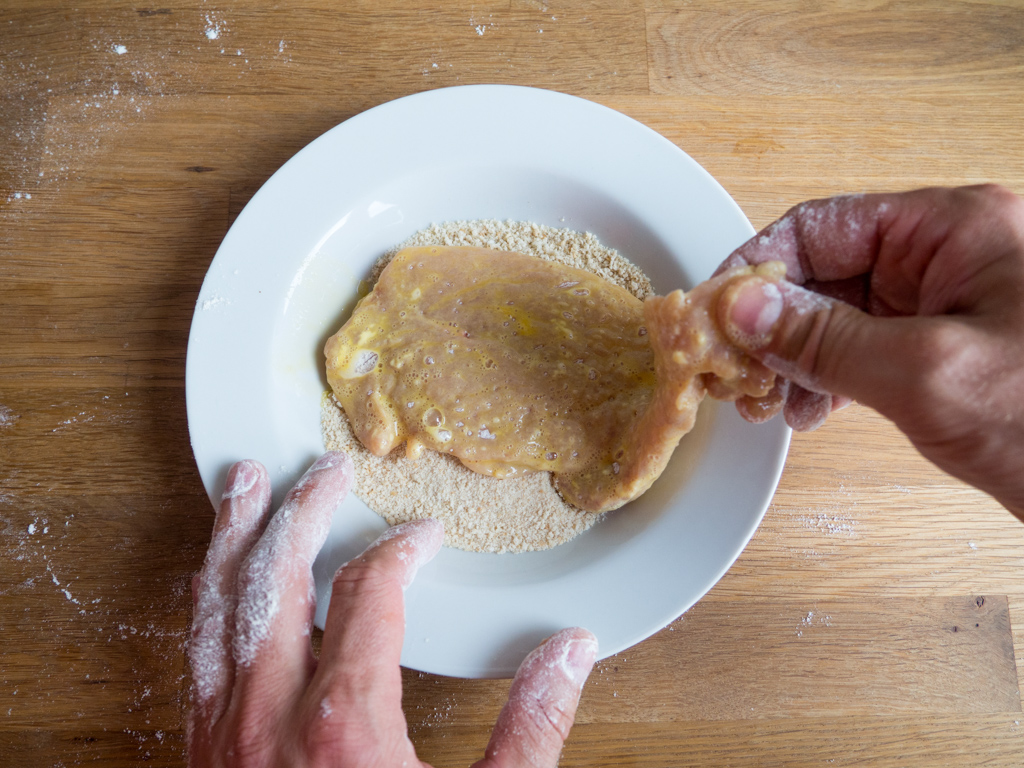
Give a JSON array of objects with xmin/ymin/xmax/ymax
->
[{"xmin": 186, "ymin": 85, "xmax": 791, "ymax": 678}]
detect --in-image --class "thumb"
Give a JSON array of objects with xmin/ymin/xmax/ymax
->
[
  {"xmin": 718, "ymin": 275, "xmax": 914, "ymax": 409},
  {"xmin": 473, "ymin": 628, "xmax": 598, "ymax": 768}
]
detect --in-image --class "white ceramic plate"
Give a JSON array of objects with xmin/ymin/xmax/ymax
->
[{"xmin": 186, "ymin": 85, "xmax": 790, "ymax": 679}]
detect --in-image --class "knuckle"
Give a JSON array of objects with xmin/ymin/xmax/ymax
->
[
  {"xmin": 804, "ymin": 304, "xmax": 844, "ymax": 382},
  {"xmin": 988, "ymin": 186, "xmax": 1024, "ymax": 236},
  {"xmin": 888, "ymin": 322, "xmax": 1001, "ymax": 452},
  {"xmin": 299, "ymin": 719, "xmax": 350, "ymax": 766},
  {"xmin": 776, "ymin": 297, "xmax": 846, "ymax": 390},
  {"xmin": 908, "ymin": 323, "xmax": 979, "ymax": 407},
  {"xmin": 959, "ymin": 184, "xmax": 1024, "ymax": 230},
  {"xmin": 541, "ymin": 701, "xmax": 575, "ymax": 742},
  {"xmin": 299, "ymin": 710, "xmax": 405, "ymax": 768},
  {"xmin": 522, "ymin": 693, "xmax": 575, "ymax": 743},
  {"xmin": 330, "ymin": 557, "xmax": 395, "ymax": 602},
  {"xmin": 969, "ymin": 182, "xmax": 1018, "ymax": 207},
  {"xmin": 212, "ymin": 713, "xmax": 277, "ymax": 768}
]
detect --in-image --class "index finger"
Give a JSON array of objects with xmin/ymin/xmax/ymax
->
[
  {"xmin": 474, "ymin": 627, "xmax": 599, "ymax": 768},
  {"xmin": 721, "ymin": 185, "xmax": 1018, "ymax": 316},
  {"xmin": 730, "ymin": 193, "xmax": 887, "ymax": 285}
]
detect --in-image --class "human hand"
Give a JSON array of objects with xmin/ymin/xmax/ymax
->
[
  {"xmin": 715, "ymin": 185, "xmax": 1024, "ymax": 519},
  {"xmin": 188, "ymin": 451, "xmax": 599, "ymax": 767}
]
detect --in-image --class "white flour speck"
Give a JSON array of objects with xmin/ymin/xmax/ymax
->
[
  {"xmin": 201, "ymin": 295, "xmax": 229, "ymax": 311},
  {"xmin": 47, "ymin": 566, "xmax": 82, "ymax": 606},
  {"xmin": 796, "ymin": 609, "xmax": 832, "ymax": 635},
  {"xmin": 799, "ymin": 510, "xmax": 857, "ymax": 537},
  {"xmin": 204, "ymin": 14, "xmax": 224, "ymax": 40},
  {"xmin": 232, "ymin": 454, "xmax": 351, "ymax": 667},
  {"xmin": 319, "ymin": 697, "xmax": 333, "ymax": 718},
  {"xmin": 475, "ymin": 25, "xmax": 485, "ymax": 35},
  {"xmin": 0, "ymin": 406, "xmax": 17, "ymax": 427},
  {"xmin": 112, "ymin": 44, "xmax": 127, "ymax": 55}
]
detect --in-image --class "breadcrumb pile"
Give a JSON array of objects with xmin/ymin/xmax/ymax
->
[{"xmin": 321, "ymin": 220, "xmax": 652, "ymax": 552}]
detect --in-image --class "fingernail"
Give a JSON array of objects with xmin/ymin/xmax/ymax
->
[
  {"xmin": 371, "ymin": 518, "xmax": 444, "ymax": 550},
  {"xmin": 549, "ymin": 629, "xmax": 599, "ymax": 688},
  {"xmin": 368, "ymin": 519, "xmax": 444, "ymax": 589},
  {"xmin": 309, "ymin": 450, "xmax": 346, "ymax": 472},
  {"xmin": 565, "ymin": 636, "xmax": 599, "ymax": 687},
  {"xmin": 726, "ymin": 278, "xmax": 783, "ymax": 341},
  {"xmin": 222, "ymin": 460, "xmax": 263, "ymax": 500},
  {"xmin": 293, "ymin": 451, "xmax": 354, "ymax": 497}
]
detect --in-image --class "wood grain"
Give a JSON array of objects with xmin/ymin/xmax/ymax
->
[
  {"xmin": 410, "ymin": 716, "xmax": 1024, "ymax": 768},
  {"xmin": 2, "ymin": 1, "xmax": 1024, "ymax": 765},
  {"xmin": 647, "ymin": 1, "xmax": 1024, "ymax": 97},
  {"xmin": 398, "ymin": 594, "xmax": 1019, "ymax": 727}
]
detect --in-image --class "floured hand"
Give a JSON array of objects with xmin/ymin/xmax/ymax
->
[
  {"xmin": 188, "ymin": 451, "xmax": 598, "ymax": 767},
  {"xmin": 715, "ymin": 185, "xmax": 1024, "ymax": 520}
]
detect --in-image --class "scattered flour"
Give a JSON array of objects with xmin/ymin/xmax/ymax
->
[
  {"xmin": 189, "ymin": 461, "xmax": 271, "ymax": 715},
  {"xmin": 322, "ymin": 220, "xmax": 653, "ymax": 553},
  {"xmin": 319, "ymin": 696, "xmax": 333, "ymax": 719},
  {"xmin": 0, "ymin": 10, "xmax": 257, "ymax": 205},
  {"xmin": 795, "ymin": 609, "xmax": 833, "ymax": 636},
  {"xmin": 0, "ymin": 406, "xmax": 18, "ymax": 428},
  {"xmin": 189, "ymin": 455, "xmax": 354, "ymax": 745},
  {"xmin": 799, "ymin": 510, "xmax": 857, "ymax": 537},
  {"xmin": 469, "ymin": 13, "xmax": 495, "ymax": 37},
  {"xmin": 200, "ymin": 295, "xmax": 229, "ymax": 311},
  {"xmin": 204, "ymin": 14, "xmax": 225, "ymax": 41},
  {"xmin": 232, "ymin": 452, "xmax": 352, "ymax": 667}
]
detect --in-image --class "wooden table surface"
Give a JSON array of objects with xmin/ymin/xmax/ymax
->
[{"xmin": 3, "ymin": 1, "xmax": 1024, "ymax": 765}]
